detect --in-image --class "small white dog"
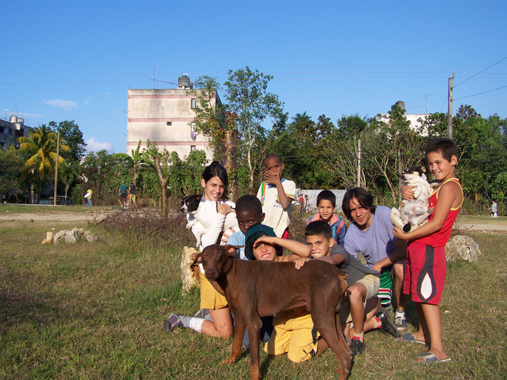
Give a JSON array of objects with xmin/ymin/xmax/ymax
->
[
  {"xmin": 179, "ymin": 195, "xmax": 239, "ymax": 247},
  {"xmin": 390, "ymin": 166, "xmax": 434, "ymax": 232}
]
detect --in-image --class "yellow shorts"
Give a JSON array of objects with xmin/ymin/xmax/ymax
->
[
  {"xmin": 264, "ymin": 311, "xmax": 319, "ymax": 363},
  {"xmin": 129, "ymin": 194, "xmax": 136, "ymax": 202},
  {"xmin": 339, "ymin": 274, "xmax": 380, "ymax": 324},
  {"xmin": 199, "ymin": 272, "xmax": 228, "ymax": 310}
]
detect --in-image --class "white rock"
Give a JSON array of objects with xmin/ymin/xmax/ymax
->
[{"xmin": 445, "ymin": 235, "xmax": 481, "ymax": 263}]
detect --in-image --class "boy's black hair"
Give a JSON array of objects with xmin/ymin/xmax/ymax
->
[
  {"xmin": 263, "ymin": 153, "xmax": 282, "ymax": 166},
  {"xmin": 317, "ymin": 190, "xmax": 336, "ymax": 208},
  {"xmin": 425, "ymin": 138, "xmax": 458, "ymax": 162},
  {"xmin": 341, "ymin": 187, "xmax": 376, "ymax": 221},
  {"xmin": 305, "ymin": 220, "xmax": 333, "ymax": 240},
  {"xmin": 236, "ymin": 195, "xmax": 263, "ymax": 216}
]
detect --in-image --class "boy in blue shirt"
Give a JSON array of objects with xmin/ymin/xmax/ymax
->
[{"xmin": 307, "ymin": 190, "xmax": 347, "ymax": 246}]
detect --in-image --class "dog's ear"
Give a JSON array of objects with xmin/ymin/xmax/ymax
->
[
  {"xmin": 195, "ymin": 194, "xmax": 202, "ymax": 202},
  {"xmin": 223, "ymin": 245, "xmax": 245, "ymax": 257},
  {"xmin": 192, "ymin": 251, "xmax": 202, "ymax": 265},
  {"xmin": 420, "ymin": 166, "xmax": 427, "ymax": 173}
]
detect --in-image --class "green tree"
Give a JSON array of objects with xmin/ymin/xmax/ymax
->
[
  {"xmin": 18, "ymin": 124, "xmax": 70, "ymax": 201},
  {"xmin": 142, "ymin": 140, "xmax": 172, "ymax": 218},
  {"xmin": 59, "ymin": 161, "xmax": 80, "ymax": 203},
  {"xmin": 224, "ymin": 66, "xmax": 283, "ymax": 190},
  {"xmin": 0, "ymin": 145, "xmax": 24, "ymax": 197},
  {"xmin": 49, "ymin": 120, "xmax": 87, "ymax": 162}
]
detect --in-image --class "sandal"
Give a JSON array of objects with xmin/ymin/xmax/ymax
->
[
  {"xmin": 396, "ymin": 332, "xmax": 428, "ymax": 346},
  {"xmin": 415, "ymin": 352, "xmax": 452, "ymax": 364}
]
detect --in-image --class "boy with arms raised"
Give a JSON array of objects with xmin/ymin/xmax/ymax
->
[
  {"xmin": 257, "ymin": 154, "xmax": 296, "ymax": 238},
  {"xmin": 307, "ymin": 190, "xmax": 347, "ymax": 246},
  {"xmin": 297, "ymin": 221, "xmax": 397, "ymax": 355},
  {"xmin": 393, "ymin": 138, "xmax": 462, "ymax": 364},
  {"xmin": 244, "ymin": 224, "xmax": 320, "ymax": 363}
]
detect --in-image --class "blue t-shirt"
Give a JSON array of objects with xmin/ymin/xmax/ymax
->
[
  {"xmin": 228, "ymin": 230, "xmax": 247, "ymax": 260},
  {"xmin": 343, "ymin": 206, "xmax": 396, "ymax": 268}
]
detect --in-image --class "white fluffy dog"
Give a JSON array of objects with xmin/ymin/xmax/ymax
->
[
  {"xmin": 390, "ymin": 166, "xmax": 434, "ymax": 233},
  {"xmin": 180, "ymin": 195, "xmax": 239, "ymax": 247}
]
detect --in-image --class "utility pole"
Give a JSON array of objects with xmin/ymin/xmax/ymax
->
[
  {"xmin": 53, "ymin": 132, "xmax": 60, "ymax": 206},
  {"xmin": 356, "ymin": 139, "xmax": 361, "ymax": 187},
  {"xmin": 448, "ymin": 72, "xmax": 455, "ymax": 139}
]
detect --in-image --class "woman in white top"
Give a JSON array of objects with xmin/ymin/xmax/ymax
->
[{"xmin": 165, "ymin": 161, "xmax": 235, "ymax": 339}]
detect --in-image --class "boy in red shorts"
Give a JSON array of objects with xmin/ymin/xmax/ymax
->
[{"xmin": 393, "ymin": 138, "xmax": 462, "ymax": 364}]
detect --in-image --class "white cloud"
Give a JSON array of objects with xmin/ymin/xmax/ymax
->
[
  {"xmin": 43, "ymin": 99, "xmax": 78, "ymax": 110},
  {"xmin": 86, "ymin": 137, "xmax": 113, "ymax": 153}
]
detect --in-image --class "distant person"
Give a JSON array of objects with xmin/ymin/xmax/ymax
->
[
  {"xmin": 84, "ymin": 189, "xmax": 93, "ymax": 207},
  {"xmin": 491, "ymin": 201, "xmax": 498, "ymax": 218},
  {"xmin": 304, "ymin": 195, "xmax": 310, "ymax": 212},
  {"xmin": 118, "ymin": 181, "xmax": 128, "ymax": 208},
  {"xmin": 128, "ymin": 182, "xmax": 137, "ymax": 208},
  {"xmin": 393, "ymin": 138, "xmax": 462, "ymax": 364},
  {"xmin": 257, "ymin": 154, "xmax": 296, "ymax": 238},
  {"xmin": 307, "ymin": 190, "xmax": 347, "ymax": 246}
]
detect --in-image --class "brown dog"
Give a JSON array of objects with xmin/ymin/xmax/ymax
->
[{"xmin": 197, "ymin": 244, "xmax": 352, "ymax": 380}]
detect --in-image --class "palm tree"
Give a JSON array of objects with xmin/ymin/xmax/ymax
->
[
  {"xmin": 18, "ymin": 124, "xmax": 70, "ymax": 202},
  {"xmin": 59, "ymin": 161, "xmax": 80, "ymax": 204}
]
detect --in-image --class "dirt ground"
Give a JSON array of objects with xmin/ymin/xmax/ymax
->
[{"xmin": 1, "ymin": 208, "xmax": 507, "ymax": 233}]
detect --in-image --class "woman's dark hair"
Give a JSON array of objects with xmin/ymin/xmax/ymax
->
[
  {"xmin": 341, "ymin": 187, "xmax": 376, "ymax": 221},
  {"xmin": 202, "ymin": 161, "xmax": 229, "ymax": 200}
]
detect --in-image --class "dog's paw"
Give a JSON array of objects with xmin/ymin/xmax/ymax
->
[{"xmin": 221, "ymin": 357, "xmax": 237, "ymax": 365}]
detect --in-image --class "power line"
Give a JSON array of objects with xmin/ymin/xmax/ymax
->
[
  {"xmin": 454, "ymin": 85, "xmax": 507, "ymax": 101},
  {"xmin": 453, "ymin": 56, "xmax": 507, "ymax": 88}
]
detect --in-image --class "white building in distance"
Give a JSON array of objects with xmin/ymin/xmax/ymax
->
[{"xmin": 127, "ymin": 75, "xmax": 215, "ymax": 160}]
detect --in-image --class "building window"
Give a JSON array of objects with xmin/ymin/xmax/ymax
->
[
  {"xmin": 191, "ymin": 145, "xmax": 196, "ymax": 152},
  {"xmin": 191, "ymin": 98, "xmax": 196, "ymax": 109},
  {"xmin": 166, "ymin": 121, "xmax": 172, "ymax": 126}
]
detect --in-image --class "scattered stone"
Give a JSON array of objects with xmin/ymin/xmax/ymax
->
[
  {"xmin": 42, "ymin": 231, "xmax": 54, "ymax": 244},
  {"xmin": 64, "ymin": 230, "xmax": 79, "ymax": 244},
  {"xmin": 84, "ymin": 230, "xmax": 98, "ymax": 243},
  {"xmin": 54, "ymin": 230, "xmax": 67, "ymax": 244},
  {"xmin": 445, "ymin": 235, "xmax": 482, "ymax": 263},
  {"xmin": 181, "ymin": 246, "xmax": 199, "ymax": 294},
  {"xmin": 43, "ymin": 229, "xmax": 98, "ymax": 244}
]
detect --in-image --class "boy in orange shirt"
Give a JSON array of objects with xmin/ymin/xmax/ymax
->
[{"xmin": 393, "ymin": 138, "xmax": 462, "ymax": 364}]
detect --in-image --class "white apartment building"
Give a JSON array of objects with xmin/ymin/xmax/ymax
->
[
  {"xmin": 0, "ymin": 115, "xmax": 31, "ymax": 148},
  {"xmin": 126, "ymin": 75, "xmax": 215, "ymax": 160}
]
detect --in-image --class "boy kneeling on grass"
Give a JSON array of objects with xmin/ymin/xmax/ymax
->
[
  {"xmin": 394, "ymin": 138, "xmax": 462, "ymax": 364},
  {"xmin": 295, "ymin": 221, "xmax": 399, "ymax": 356},
  {"xmin": 244, "ymin": 224, "xmax": 323, "ymax": 363}
]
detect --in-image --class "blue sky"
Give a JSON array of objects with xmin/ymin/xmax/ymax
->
[{"xmin": 2, "ymin": 1, "xmax": 506, "ymax": 154}]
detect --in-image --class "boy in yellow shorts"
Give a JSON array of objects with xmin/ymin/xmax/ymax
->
[
  {"xmin": 244, "ymin": 224, "xmax": 315, "ymax": 363},
  {"xmin": 296, "ymin": 221, "xmax": 398, "ymax": 356}
]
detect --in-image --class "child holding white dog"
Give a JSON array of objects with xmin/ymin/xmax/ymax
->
[{"xmin": 394, "ymin": 138, "xmax": 462, "ymax": 364}]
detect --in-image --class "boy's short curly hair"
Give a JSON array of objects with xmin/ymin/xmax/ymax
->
[
  {"xmin": 236, "ymin": 195, "xmax": 263, "ymax": 216},
  {"xmin": 305, "ymin": 220, "xmax": 333, "ymax": 240},
  {"xmin": 317, "ymin": 190, "xmax": 336, "ymax": 208},
  {"xmin": 425, "ymin": 138, "xmax": 458, "ymax": 162}
]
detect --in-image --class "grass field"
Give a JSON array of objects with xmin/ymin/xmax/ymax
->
[{"xmin": 0, "ymin": 209, "xmax": 506, "ymax": 379}]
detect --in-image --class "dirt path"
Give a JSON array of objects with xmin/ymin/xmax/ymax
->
[{"xmin": 0, "ymin": 211, "xmax": 109, "ymax": 222}]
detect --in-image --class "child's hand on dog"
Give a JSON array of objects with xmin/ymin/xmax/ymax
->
[
  {"xmin": 217, "ymin": 202, "xmax": 233, "ymax": 215},
  {"xmin": 393, "ymin": 226, "xmax": 409, "ymax": 240},
  {"xmin": 294, "ymin": 257, "xmax": 310, "ymax": 270},
  {"xmin": 401, "ymin": 185, "xmax": 417, "ymax": 200}
]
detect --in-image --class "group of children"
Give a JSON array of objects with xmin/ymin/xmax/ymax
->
[{"xmin": 166, "ymin": 138, "xmax": 462, "ymax": 365}]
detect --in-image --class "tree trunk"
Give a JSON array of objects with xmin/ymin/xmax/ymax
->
[
  {"xmin": 153, "ymin": 156, "xmax": 170, "ymax": 219},
  {"xmin": 224, "ymin": 129, "xmax": 239, "ymax": 202}
]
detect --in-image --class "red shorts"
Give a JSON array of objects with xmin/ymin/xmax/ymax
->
[{"xmin": 404, "ymin": 242, "xmax": 447, "ymax": 305}]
